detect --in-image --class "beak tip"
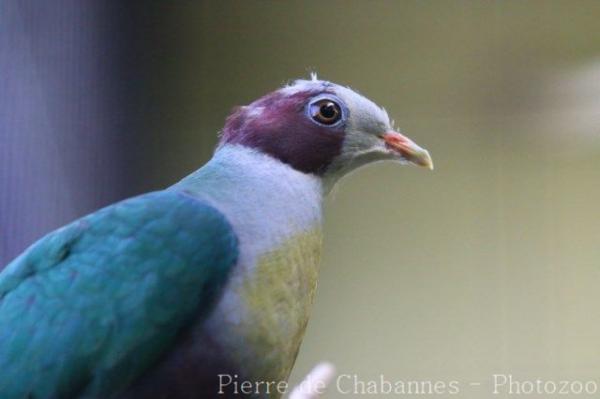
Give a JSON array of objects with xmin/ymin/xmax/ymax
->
[
  {"xmin": 425, "ymin": 154, "xmax": 434, "ymax": 171},
  {"xmin": 418, "ymin": 150, "xmax": 434, "ymax": 171}
]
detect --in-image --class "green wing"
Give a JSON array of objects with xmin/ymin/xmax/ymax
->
[{"xmin": 0, "ymin": 191, "xmax": 238, "ymax": 398}]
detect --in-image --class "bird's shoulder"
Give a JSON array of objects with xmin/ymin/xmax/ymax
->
[{"xmin": 1, "ymin": 190, "xmax": 237, "ymax": 297}]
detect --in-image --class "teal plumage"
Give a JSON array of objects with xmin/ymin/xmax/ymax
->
[{"xmin": 0, "ymin": 191, "xmax": 237, "ymax": 398}]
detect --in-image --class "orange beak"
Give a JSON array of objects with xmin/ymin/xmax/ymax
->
[{"xmin": 381, "ymin": 131, "xmax": 434, "ymax": 170}]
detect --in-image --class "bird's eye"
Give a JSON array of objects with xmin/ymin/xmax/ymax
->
[{"xmin": 309, "ymin": 99, "xmax": 342, "ymax": 125}]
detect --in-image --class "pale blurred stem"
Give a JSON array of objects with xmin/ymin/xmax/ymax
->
[{"xmin": 289, "ymin": 362, "xmax": 336, "ymax": 399}]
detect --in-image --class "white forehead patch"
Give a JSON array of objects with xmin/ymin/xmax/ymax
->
[{"xmin": 246, "ymin": 106, "xmax": 265, "ymax": 118}]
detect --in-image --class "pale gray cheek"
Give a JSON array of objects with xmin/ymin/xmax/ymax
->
[
  {"xmin": 323, "ymin": 131, "xmax": 391, "ymax": 186},
  {"xmin": 342, "ymin": 129, "xmax": 383, "ymax": 153}
]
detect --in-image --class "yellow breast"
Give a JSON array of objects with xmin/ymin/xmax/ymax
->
[{"xmin": 237, "ymin": 228, "xmax": 323, "ymax": 383}]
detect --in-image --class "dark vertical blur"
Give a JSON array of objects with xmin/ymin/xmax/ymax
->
[{"xmin": 0, "ymin": 2, "xmax": 167, "ymax": 264}]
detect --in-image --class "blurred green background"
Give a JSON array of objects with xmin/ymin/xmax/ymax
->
[
  {"xmin": 155, "ymin": 3, "xmax": 600, "ymax": 396},
  {"xmin": 2, "ymin": 1, "xmax": 600, "ymax": 397}
]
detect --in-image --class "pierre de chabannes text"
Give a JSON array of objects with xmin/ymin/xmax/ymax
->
[{"xmin": 218, "ymin": 373, "xmax": 600, "ymax": 396}]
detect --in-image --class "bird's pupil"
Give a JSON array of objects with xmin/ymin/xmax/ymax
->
[{"xmin": 321, "ymin": 103, "xmax": 336, "ymax": 119}]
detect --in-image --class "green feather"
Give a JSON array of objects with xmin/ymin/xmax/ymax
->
[{"xmin": 0, "ymin": 191, "xmax": 238, "ymax": 398}]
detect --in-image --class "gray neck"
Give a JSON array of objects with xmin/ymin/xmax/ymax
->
[{"xmin": 170, "ymin": 144, "xmax": 324, "ymax": 267}]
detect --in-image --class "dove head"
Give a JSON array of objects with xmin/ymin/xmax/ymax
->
[{"xmin": 219, "ymin": 77, "xmax": 432, "ymax": 188}]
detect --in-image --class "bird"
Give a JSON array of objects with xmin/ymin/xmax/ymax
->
[{"xmin": 0, "ymin": 76, "xmax": 433, "ymax": 399}]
